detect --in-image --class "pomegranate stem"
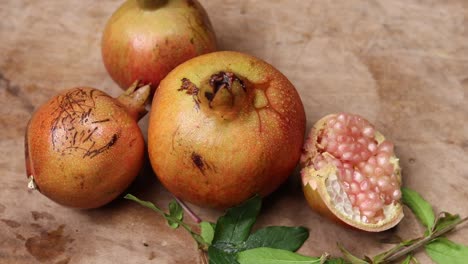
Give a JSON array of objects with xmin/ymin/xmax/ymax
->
[
  {"xmin": 116, "ymin": 81, "xmax": 151, "ymax": 121},
  {"xmin": 383, "ymin": 216, "xmax": 468, "ymax": 263},
  {"xmin": 173, "ymin": 195, "xmax": 202, "ymax": 224}
]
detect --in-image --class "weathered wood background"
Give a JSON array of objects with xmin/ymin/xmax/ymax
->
[{"xmin": 1, "ymin": 0, "xmax": 467, "ymax": 263}]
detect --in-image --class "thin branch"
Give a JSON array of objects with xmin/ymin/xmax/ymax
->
[
  {"xmin": 383, "ymin": 217, "xmax": 468, "ymax": 262},
  {"xmin": 174, "ymin": 195, "xmax": 202, "ymax": 223}
]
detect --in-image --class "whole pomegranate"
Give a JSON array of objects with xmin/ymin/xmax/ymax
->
[
  {"xmin": 25, "ymin": 83, "xmax": 150, "ymax": 209},
  {"xmin": 101, "ymin": 0, "xmax": 217, "ymax": 92},
  {"xmin": 300, "ymin": 113, "xmax": 403, "ymax": 231},
  {"xmin": 148, "ymin": 51, "xmax": 306, "ymax": 209}
]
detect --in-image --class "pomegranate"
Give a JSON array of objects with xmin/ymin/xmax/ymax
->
[
  {"xmin": 300, "ymin": 113, "xmax": 403, "ymax": 231},
  {"xmin": 101, "ymin": 0, "xmax": 217, "ymax": 92},
  {"xmin": 25, "ymin": 82, "xmax": 150, "ymax": 209},
  {"xmin": 148, "ymin": 51, "xmax": 306, "ymax": 209}
]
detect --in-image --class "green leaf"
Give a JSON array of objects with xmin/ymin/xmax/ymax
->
[
  {"xmin": 338, "ymin": 244, "xmax": 368, "ymax": 264},
  {"xmin": 244, "ymin": 226, "xmax": 309, "ymax": 252},
  {"xmin": 212, "ymin": 195, "xmax": 261, "ymax": 249},
  {"xmin": 425, "ymin": 237, "xmax": 468, "ymax": 264},
  {"xmin": 169, "ymin": 200, "xmax": 183, "ymax": 220},
  {"xmin": 201, "ymin": 221, "xmax": 216, "ymax": 245},
  {"xmin": 433, "ymin": 212, "xmax": 461, "ymax": 233},
  {"xmin": 237, "ymin": 247, "xmax": 321, "ymax": 264},
  {"xmin": 208, "ymin": 246, "xmax": 239, "ymax": 264},
  {"xmin": 402, "ymin": 187, "xmax": 435, "ymax": 230},
  {"xmin": 167, "ymin": 200, "xmax": 183, "ymax": 229}
]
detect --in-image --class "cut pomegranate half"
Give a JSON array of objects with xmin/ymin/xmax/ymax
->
[{"xmin": 301, "ymin": 113, "xmax": 403, "ymax": 232}]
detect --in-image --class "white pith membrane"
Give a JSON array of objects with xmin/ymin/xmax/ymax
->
[{"xmin": 303, "ymin": 113, "xmax": 402, "ymax": 225}]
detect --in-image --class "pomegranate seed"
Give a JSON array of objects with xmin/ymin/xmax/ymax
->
[{"xmin": 316, "ymin": 113, "xmax": 401, "ymax": 224}]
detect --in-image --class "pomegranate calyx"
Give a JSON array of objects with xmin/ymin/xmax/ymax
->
[
  {"xmin": 208, "ymin": 72, "xmax": 246, "ymax": 97},
  {"xmin": 204, "ymin": 71, "xmax": 246, "ymax": 108},
  {"xmin": 117, "ymin": 81, "xmax": 151, "ymax": 121},
  {"xmin": 192, "ymin": 71, "xmax": 248, "ymax": 120},
  {"xmin": 177, "ymin": 72, "xmax": 248, "ymax": 117}
]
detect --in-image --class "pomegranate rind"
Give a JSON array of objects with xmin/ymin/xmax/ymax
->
[
  {"xmin": 25, "ymin": 87, "xmax": 146, "ymax": 209},
  {"xmin": 301, "ymin": 114, "xmax": 403, "ymax": 232},
  {"xmin": 148, "ymin": 51, "xmax": 306, "ymax": 209},
  {"xmin": 101, "ymin": 0, "xmax": 217, "ymax": 92}
]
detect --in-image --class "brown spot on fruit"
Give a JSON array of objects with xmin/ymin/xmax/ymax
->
[
  {"xmin": 178, "ymin": 78, "xmax": 199, "ymax": 96},
  {"xmin": 129, "ymin": 138, "xmax": 137, "ymax": 147},
  {"xmin": 1, "ymin": 219, "xmax": 21, "ymax": 228},
  {"xmin": 191, "ymin": 152, "xmax": 205, "ymax": 174},
  {"xmin": 204, "ymin": 91, "xmax": 214, "ymax": 102},
  {"xmin": 48, "ymin": 88, "xmax": 122, "ymax": 160},
  {"xmin": 0, "ymin": 203, "xmax": 5, "ymax": 214},
  {"xmin": 82, "ymin": 133, "xmax": 119, "ymax": 159},
  {"xmin": 178, "ymin": 78, "xmax": 201, "ymax": 108},
  {"xmin": 25, "ymin": 225, "xmax": 73, "ymax": 263},
  {"xmin": 91, "ymin": 118, "xmax": 110, "ymax": 124}
]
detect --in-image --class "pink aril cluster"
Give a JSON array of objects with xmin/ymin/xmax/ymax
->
[{"xmin": 314, "ymin": 113, "xmax": 401, "ymax": 223}]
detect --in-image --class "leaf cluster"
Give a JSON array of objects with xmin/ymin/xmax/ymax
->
[{"xmin": 125, "ymin": 187, "xmax": 467, "ymax": 264}]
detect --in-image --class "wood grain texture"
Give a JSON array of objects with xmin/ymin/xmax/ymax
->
[{"xmin": 1, "ymin": 0, "xmax": 467, "ymax": 263}]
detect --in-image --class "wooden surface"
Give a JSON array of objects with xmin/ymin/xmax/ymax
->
[{"xmin": 1, "ymin": 0, "xmax": 468, "ymax": 263}]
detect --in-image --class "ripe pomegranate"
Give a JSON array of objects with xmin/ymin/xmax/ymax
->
[
  {"xmin": 25, "ymin": 82, "xmax": 150, "ymax": 209},
  {"xmin": 300, "ymin": 113, "xmax": 403, "ymax": 231},
  {"xmin": 101, "ymin": 0, "xmax": 217, "ymax": 92},
  {"xmin": 148, "ymin": 51, "xmax": 306, "ymax": 209}
]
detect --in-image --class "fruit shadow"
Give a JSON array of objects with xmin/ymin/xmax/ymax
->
[{"xmin": 261, "ymin": 166, "xmax": 305, "ymax": 212}]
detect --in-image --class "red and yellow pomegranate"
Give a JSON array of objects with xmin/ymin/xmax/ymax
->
[
  {"xmin": 25, "ymin": 83, "xmax": 150, "ymax": 209},
  {"xmin": 301, "ymin": 113, "xmax": 403, "ymax": 231},
  {"xmin": 101, "ymin": 0, "xmax": 217, "ymax": 92},
  {"xmin": 148, "ymin": 51, "xmax": 306, "ymax": 209}
]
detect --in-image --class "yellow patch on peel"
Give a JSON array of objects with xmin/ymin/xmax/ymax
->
[{"xmin": 253, "ymin": 89, "xmax": 269, "ymax": 109}]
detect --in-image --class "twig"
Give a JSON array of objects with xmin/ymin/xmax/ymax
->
[
  {"xmin": 383, "ymin": 217, "xmax": 468, "ymax": 263},
  {"xmin": 173, "ymin": 195, "xmax": 202, "ymax": 223}
]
